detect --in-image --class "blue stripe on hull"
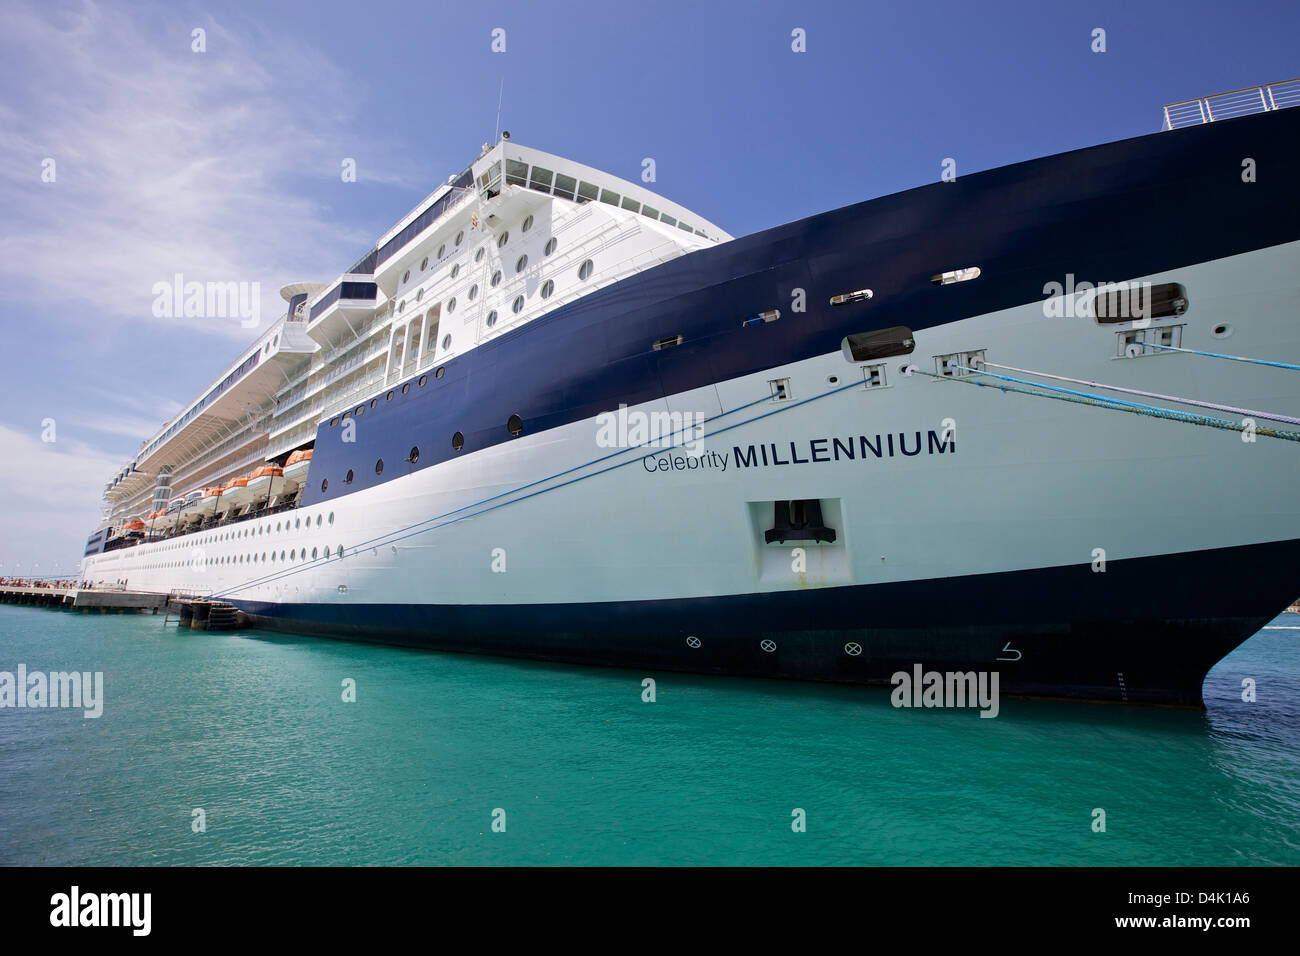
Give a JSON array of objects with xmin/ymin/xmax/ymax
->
[
  {"xmin": 234, "ymin": 537, "xmax": 1300, "ymax": 707},
  {"xmin": 301, "ymin": 110, "xmax": 1300, "ymax": 509}
]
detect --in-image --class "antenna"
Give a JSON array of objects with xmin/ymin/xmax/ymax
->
[{"xmin": 494, "ymin": 78, "xmax": 504, "ymax": 143}]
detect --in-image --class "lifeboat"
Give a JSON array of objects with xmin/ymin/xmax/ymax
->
[
  {"xmin": 198, "ymin": 485, "xmax": 224, "ymax": 516},
  {"xmin": 122, "ymin": 518, "xmax": 146, "ymax": 535},
  {"xmin": 245, "ymin": 464, "xmax": 284, "ymax": 503},
  {"xmin": 148, "ymin": 509, "xmax": 176, "ymax": 533},
  {"xmin": 282, "ymin": 448, "xmax": 313, "ymax": 487},
  {"xmin": 220, "ymin": 475, "xmax": 252, "ymax": 509},
  {"xmin": 177, "ymin": 491, "xmax": 206, "ymax": 526}
]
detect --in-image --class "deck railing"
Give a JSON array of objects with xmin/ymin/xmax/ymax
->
[{"xmin": 1162, "ymin": 79, "xmax": 1300, "ymax": 129}]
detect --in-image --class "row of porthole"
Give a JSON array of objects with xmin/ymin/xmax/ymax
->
[
  {"xmin": 400, "ymin": 214, "xmax": 546, "ymax": 304},
  {"xmin": 147, "ymin": 511, "xmax": 337, "ymax": 552},
  {"xmin": 147, "ymin": 544, "xmax": 346, "ymax": 570},
  {"xmin": 331, "ymin": 368, "xmax": 448, "ymax": 428},
  {"xmin": 399, "ymin": 240, "xmax": 577, "ymax": 323},
  {"xmin": 318, "ymin": 415, "xmax": 525, "ymax": 493}
]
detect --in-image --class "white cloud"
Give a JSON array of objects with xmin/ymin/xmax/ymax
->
[
  {"xmin": 0, "ymin": 423, "xmax": 121, "ymax": 573},
  {"xmin": 0, "ymin": 0, "xmax": 427, "ymax": 343}
]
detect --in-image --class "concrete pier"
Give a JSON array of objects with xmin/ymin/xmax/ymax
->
[{"xmin": 0, "ymin": 585, "xmax": 169, "ymax": 613}]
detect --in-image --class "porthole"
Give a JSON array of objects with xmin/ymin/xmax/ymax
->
[
  {"xmin": 355, "ymin": 405, "xmax": 364, "ymax": 416},
  {"xmin": 420, "ymin": 256, "xmax": 429, "ymax": 270},
  {"xmin": 491, "ymin": 269, "xmax": 502, "ymax": 287},
  {"xmin": 402, "ymin": 270, "xmax": 410, "ymax": 283},
  {"xmin": 271, "ymin": 552, "xmax": 276, "ymax": 562},
  {"xmin": 280, "ymin": 551, "xmax": 285, "ymax": 561},
  {"xmin": 437, "ymin": 243, "xmax": 446, "ymax": 258},
  {"xmin": 387, "ymin": 390, "xmax": 395, "ymax": 401},
  {"xmin": 522, "ymin": 214, "xmax": 534, "ymax": 232},
  {"xmin": 452, "ymin": 431, "xmax": 464, "ymax": 450},
  {"xmin": 276, "ymin": 522, "xmax": 281, "ymax": 532},
  {"xmin": 336, "ymin": 545, "xmax": 343, "ymax": 557},
  {"xmin": 290, "ymin": 549, "xmax": 296, "ymax": 560},
  {"xmin": 541, "ymin": 279, "xmax": 554, "ymax": 299},
  {"xmin": 436, "ymin": 366, "xmax": 445, "ymax": 379},
  {"xmin": 447, "ymin": 297, "xmax": 457, "ymax": 314},
  {"xmin": 375, "ymin": 459, "xmax": 384, "ymax": 475},
  {"xmin": 370, "ymin": 398, "xmax": 378, "ymax": 409},
  {"xmin": 455, "ymin": 230, "xmax": 464, "ymax": 246},
  {"xmin": 402, "ymin": 382, "xmax": 410, "ymax": 394},
  {"xmin": 507, "ymin": 414, "xmax": 523, "ymax": 436},
  {"xmin": 321, "ymin": 478, "xmax": 328, "ymax": 492},
  {"xmin": 450, "ymin": 264, "xmax": 460, "ymax": 279},
  {"xmin": 497, "ymin": 231, "xmax": 509, "ymax": 248},
  {"xmin": 475, "ymin": 247, "xmax": 485, "ymax": 263},
  {"xmin": 486, "ymin": 310, "xmax": 498, "ymax": 328},
  {"xmin": 345, "ymin": 469, "xmax": 354, "ymax": 484},
  {"xmin": 442, "ymin": 334, "xmax": 451, "ymax": 350},
  {"xmin": 512, "ymin": 295, "xmax": 525, "ymax": 314},
  {"xmin": 515, "ymin": 254, "xmax": 528, "ymax": 273},
  {"xmin": 468, "ymin": 283, "xmax": 478, "ymax": 301},
  {"xmin": 419, "ymin": 374, "xmax": 427, "ymax": 386},
  {"xmin": 312, "ymin": 547, "xmax": 318, "ymax": 559},
  {"xmin": 330, "ymin": 417, "xmax": 339, "ymax": 427},
  {"xmin": 415, "ymin": 288, "xmax": 423, "ymax": 303},
  {"xmin": 316, "ymin": 515, "xmax": 322, "ymax": 527},
  {"xmin": 398, "ymin": 300, "xmax": 406, "ymax": 313},
  {"xmin": 409, "ymin": 445, "xmax": 420, "ymax": 463},
  {"xmin": 329, "ymin": 512, "xmax": 335, "ymax": 524},
  {"xmin": 578, "ymin": 259, "xmax": 594, "ymax": 280},
  {"xmin": 544, "ymin": 237, "xmax": 557, "ymax": 256},
  {"xmin": 295, "ymin": 518, "xmax": 301, "ymax": 529}
]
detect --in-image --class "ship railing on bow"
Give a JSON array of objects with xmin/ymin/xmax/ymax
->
[{"xmin": 1162, "ymin": 79, "xmax": 1300, "ymax": 129}]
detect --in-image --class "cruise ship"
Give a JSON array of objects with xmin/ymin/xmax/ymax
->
[{"xmin": 81, "ymin": 83, "xmax": 1300, "ymax": 706}]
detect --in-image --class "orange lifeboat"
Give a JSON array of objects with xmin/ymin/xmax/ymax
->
[
  {"xmin": 283, "ymin": 448, "xmax": 313, "ymax": 485},
  {"xmin": 246, "ymin": 464, "xmax": 285, "ymax": 500},
  {"xmin": 123, "ymin": 518, "xmax": 146, "ymax": 534},
  {"xmin": 221, "ymin": 475, "xmax": 252, "ymax": 508}
]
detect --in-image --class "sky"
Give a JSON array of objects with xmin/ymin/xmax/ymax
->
[{"xmin": 0, "ymin": 0, "xmax": 1296, "ymax": 574}]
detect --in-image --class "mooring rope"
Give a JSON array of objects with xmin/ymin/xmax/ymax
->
[{"xmin": 1137, "ymin": 340, "xmax": 1300, "ymax": 371}]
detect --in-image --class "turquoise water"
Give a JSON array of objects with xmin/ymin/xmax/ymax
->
[{"xmin": 1, "ymin": 604, "xmax": 1297, "ymax": 865}]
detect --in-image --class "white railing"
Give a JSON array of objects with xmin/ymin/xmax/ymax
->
[{"xmin": 1163, "ymin": 79, "xmax": 1300, "ymax": 129}]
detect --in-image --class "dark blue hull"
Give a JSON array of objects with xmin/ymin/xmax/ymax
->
[{"xmin": 237, "ymin": 537, "xmax": 1300, "ymax": 706}]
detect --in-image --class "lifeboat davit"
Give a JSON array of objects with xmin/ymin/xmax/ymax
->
[
  {"xmin": 220, "ymin": 475, "xmax": 252, "ymax": 509},
  {"xmin": 245, "ymin": 464, "xmax": 284, "ymax": 503},
  {"xmin": 282, "ymin": 448, "xmax": 312, "ymax": 487}
]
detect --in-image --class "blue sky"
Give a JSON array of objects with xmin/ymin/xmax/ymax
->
[{"xmin": 0, "ymin": 0, "xmax": 1296, "ymax": 573}]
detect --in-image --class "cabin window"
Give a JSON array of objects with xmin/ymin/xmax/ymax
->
[
  {"xmin": 516, "ymin": 254, "xmax": 528, "ymax": 273},
  {"xmin": 512, "ymin": 295, "xmax": 525, "ymax": 314},
  {"xmin": 506, "ymin": 159, "xmax": 529, "ymax": 186},
  {"xmin": 415, "ymin": 289, "xmax": 423, "ymax": 302},
  {"xmin": 577, "ymin": 181, "xmax": 599, "ymax": 203},
  {"xmin": 441, "ymin": 334, "xmax": 452, "ymax": 350},
  {"xmin": 497, "ymin": 231, "xmax": 510, "ymax": 248},
  {"xmin": 447, "ymin": 297, "xmax": 457, "ymax": 314},
  {"xmin": 419, "ymin": 374, "xmax": 427, "ymax": 386},
  {"xmin": 541, "ymin": 279, "xmax": 554, "ymax": 299},
  {"xmin": 455, "ymin": 230, "xmax": 464, "ymax": 246},
  {"xmin": 522, "ymin": 214, "xmax": 534, "ymax": 232},
  {"xmin": 387, "ymin": 390, "xmax": 394, "ymax": 401},
  {"xmin": 402, "ymin": 270, "xmax": 410, "ymax": 283},
  {"xmin": 931, "ymin": 266, "xmax": 981, "ymax": 286},
  {"xmin": 420, "ymin": 256, "xmax": 429, "ymax": 270},
  {"xmin": 544, "ymin": 237, "xmax": 557, "ymax": 256},
  {"xmin": 402, "ymin": 382, "xmax": 411, "ymax": 394},
  {"xmin": 553, "ymin": 173, "xmax": 577, "ymax": 200},
  {"xmin": 491, "ymin": 270, "xmax": 503, "ymax": 287},
  {"xmin": 578, "ymin": 259, "xmax": 594, "ymax": 280},
  {"xmin": 529, "ymin": 167, "xmax": 553, "ymax": 193},
  {"xmin": 486, "ymin": 310, "xmax": 498, "ymax": 328},
  {"xmin": 436, "ymin": 367, "xmax": 445, "ymax": 379},
  {"xmin": 468, "ymin": 283, "xmax": 478, "ymax": 301},
  {"xmin": 475, "ymin": 247, "xmax": 485, "ymax": 262}
]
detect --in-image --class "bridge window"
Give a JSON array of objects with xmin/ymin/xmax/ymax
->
[{"xmin": 576, "ymin": 181, "xmax": 599, "ymax": 203}]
